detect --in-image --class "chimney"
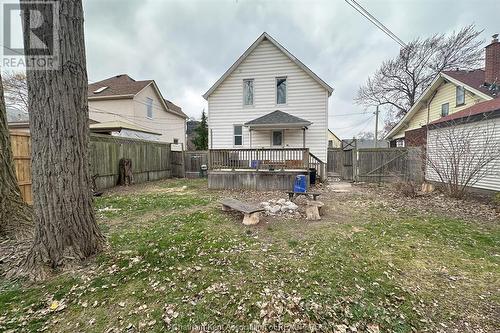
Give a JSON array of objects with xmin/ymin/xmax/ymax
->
[{"xmin": 485, "ymin": 33, "xmax": 500, "ymax": 84}]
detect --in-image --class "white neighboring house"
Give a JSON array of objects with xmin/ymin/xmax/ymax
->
[
  {"xmin": 203, "ymin": 32, "xmax": 333, "ymax": 163},
  {"xmin": 426, "ymin": 98, "xmax": 500, "ymax": 192},
  {"xmin": 88, "ymin": 74, "xmax": 187, "ymax": 145}
]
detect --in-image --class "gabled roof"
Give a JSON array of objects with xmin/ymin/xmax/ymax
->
[
  {"xmin": 328, "ymin": 129, "xmax": 341, "ymax": 142},
  {"xmin": 203, "ymin": 32, "xmax": 333, "ymax": 100},
  {"xmin": 164, "ymin": 99, "xmax": 188, "ymax": 119},
  {"xmin": 430, "ymin": 98, "xmax": 500, "ymax": 126},
  {"xmin": 442, "ymin": 69, "xmax": 498, "ymax": 98},
  {"xmin": 244, "ymin": 110, "xmax": 312, "ymax": 128},
  {"xmin": 385, "ymin": 70, "xmax": 496, "ymax": 139},
  {"xmin": 88, "ymin": 74, "xmax": 152, "ymax": 98},
  {"xmin": 88, "ymin": 75, "xmax": 187, "ymax": 119}
]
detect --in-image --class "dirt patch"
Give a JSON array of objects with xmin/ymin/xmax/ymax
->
[{"xmin": 353, "ymin": 183, "xmax": 499, "ymax": 225}]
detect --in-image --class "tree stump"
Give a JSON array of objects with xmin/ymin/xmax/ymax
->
[
  {"xmin": 118, "ymin": 158, "xmax": 133, "ymax": 186},
  {"xmin": 306, "ymin": 201, "xmax": 324, "ymax": 220},
  {"xmin": 242, "ymin": 212, "xmax": 260, "ymax": 226}
]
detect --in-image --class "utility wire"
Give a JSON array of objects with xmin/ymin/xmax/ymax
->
[
  {"xmin": 329, "ymin": 112, "xmax": 369, "ymax": 117},
  {"xmin": 332, "ymin": 114, "xmax": 375, "ymax": 131},
  {"xmin": 344, "ymin": 0, "xmax": 407, "ymax": 48}
]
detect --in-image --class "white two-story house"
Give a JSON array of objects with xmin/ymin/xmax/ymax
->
[{"xmin": 203, "ymin": 32, "xmax": 333, "ymax": 163}]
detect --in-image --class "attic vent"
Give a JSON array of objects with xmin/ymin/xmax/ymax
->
[{"xmin": 93, "ymin": 86, "xmax": 108, "ymax": 94}]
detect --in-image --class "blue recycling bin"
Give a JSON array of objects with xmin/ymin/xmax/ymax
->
[{"xmin": 293, "ymin": 175, "xmax": 307, "ymax": 193}]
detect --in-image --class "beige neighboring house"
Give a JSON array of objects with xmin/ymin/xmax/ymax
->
[
  {"xmin": 386, "ymin": 35, "xmax": 500, "ymax": 147},
  {"xmin": 88, "ymin": 74, "xmax": 188, "ymax": 145},
  {"xmin": 328, "ymin": 129, "xmax": 341, "ymax": 148}
]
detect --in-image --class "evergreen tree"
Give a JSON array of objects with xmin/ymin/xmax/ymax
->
[{"xmin": 193, "ymin": 110, "xmax": 208, "ymax": 150}]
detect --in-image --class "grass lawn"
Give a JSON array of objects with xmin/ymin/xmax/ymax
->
[{"xmin": 0, "ymin": 179, "xmax": 498, "ymax": 332}]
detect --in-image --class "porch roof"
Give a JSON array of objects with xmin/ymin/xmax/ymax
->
[{"xmin": 244, "ymin": 110, "xmax": 312, "ymax": 129}]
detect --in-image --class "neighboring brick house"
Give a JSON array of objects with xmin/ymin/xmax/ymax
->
[{"xmin": 386, "ymin": 34, "xmax": 500, "ymax": 147}]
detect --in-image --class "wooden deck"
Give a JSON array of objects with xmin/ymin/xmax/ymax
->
[{"xmin": 208, "ymin": 148, "xmax": 325, "ymax": 181}]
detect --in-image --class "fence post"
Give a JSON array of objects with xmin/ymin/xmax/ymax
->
[
  {"xmin": 353, "ymin": 139, "xmax": 358, "ymax": 182},
  {"xmin": 207, "ymin": 150, "xmax": 212, "ymax": 170}
]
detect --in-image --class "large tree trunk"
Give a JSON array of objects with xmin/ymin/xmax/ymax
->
[
  {"xmin": 20, "ymin": 0, "xmax": 104, "ymax": 279},
  {"xmin": 0, "ymin": 73, "xmax": 32, "ymax": 239}
]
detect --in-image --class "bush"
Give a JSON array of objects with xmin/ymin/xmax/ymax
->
[{"xmin": 493, "ymin": 192, "xmax": 500, "ymax": 212}]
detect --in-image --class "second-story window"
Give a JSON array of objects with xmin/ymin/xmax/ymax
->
[
  {"xmin": 243, "ymin": 79, "xmax": 254, "ymax": 105},
  {"xmin": 441, "ymin": 103, "xmax": 449, "ymax": 117},
  {"xmin": 276, "ymin": 77, "xmax": 287, "ymax": 104},
  {"xmin": 456, "ymin": 86, "xmax": 465, "ymax": 106},
  {"xmin": 146, "ymin": 97, "xmax": 153, "ymax": 119}
]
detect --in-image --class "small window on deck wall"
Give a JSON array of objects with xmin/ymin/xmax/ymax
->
[
  {"xmin": 272, "ymin": 130, "xmax": 283, "ymax": 146},
  {"xmin": 234, "ymin": 125, "xmax": 242, "ymax": 146},
  {"xmin": 441, "ymin": 103, "xmax": 449, "ymax": 117},
  {"xmin": 456, "ymin": 86, "xmax": 465, "ymax": 106}
]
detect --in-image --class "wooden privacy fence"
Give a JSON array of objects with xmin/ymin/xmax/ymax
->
[
  {"xmin": 10, "ymin": 131, "xmax": 32, "ymax": 204},
  {"xmin": 328, "ymin": 146, "xmax": 424, "ymax": 183},
  {"xmin": 89, "ymin": 134, "xmax": 172, "ymax": 189},
  {"xmin": 356, "ymin": 147, "xmax": 423, "ymax": 183},
  {"xmin": 10, "ymin": 132, "xmax": 177, "ymax": 204},
  {"xmin": 171, "ymin": 151, "xmax": 185, "ymax": 178},
  {"xmin": 185, "ymin": 150, "xmax": 208, "ymax": 178}
]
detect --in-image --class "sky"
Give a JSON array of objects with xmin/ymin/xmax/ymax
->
[{"xmin": 2, "ymin": 0, "xmax": 500, "ymax": 138}]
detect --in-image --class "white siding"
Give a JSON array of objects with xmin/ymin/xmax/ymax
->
[
  {"xmin": 208, "ymin": 40, "xmax": 329, "ymax": 162},
  {"xmin": 426, "ymin": 117, "xmax": 500, "ymax": 192}
]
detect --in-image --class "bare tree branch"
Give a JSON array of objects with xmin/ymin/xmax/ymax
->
[
  {"xmin": 356, "ymin": 25, "xmax": 484, "ymax": 126},
  {"xmin": 426, "ymin": 117, "xmax": 499, "ymax": 198}
]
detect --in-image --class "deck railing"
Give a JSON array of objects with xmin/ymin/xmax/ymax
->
[
  {"xmin": 209, "ymin": 148, "xmax": 310, "ymax": 170},
  {"xmin": 309, "ymin": 152, "xmax": 326, "ymax": 181}
]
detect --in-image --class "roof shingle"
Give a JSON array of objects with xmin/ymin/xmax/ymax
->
[
  {"xmin": 88, "ymin": 74, "xmax": 152, "ymax": 98},
  {"xmin": 442, "ymin": 69, "xmax": 499, "ymax": 98},
  {"xmin": 244, "ymin": 110, "xmax": 312, "ymax": 127}
]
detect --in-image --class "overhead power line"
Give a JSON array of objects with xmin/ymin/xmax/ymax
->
[{"xmin": 345, "ymin": 0, "xmax": 407, "ymax": 48}]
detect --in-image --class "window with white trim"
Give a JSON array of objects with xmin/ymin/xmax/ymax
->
[
  {"xmin": 234, "ymin": 125, "xmax": 242, "ymax": 146},
  {"xmin": 146, "ymin": 97, "xmax": 153, "ymax": 119},
  {"xmin": 276, "ymin": 77, "xmax": 287, "ymax": 104},
  {"xmin": 456, "ymin": 86, "xmax": 465, "ymax": 106},
  {"xmin": 243, "ymin": 79, "xmax": 254, "ymax": 105},
  {"xmin": 272, "ymin": 130, "xmax": 283, "ymax": 146}
]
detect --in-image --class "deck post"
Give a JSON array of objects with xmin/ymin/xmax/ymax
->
[
  {"xmin": 256, "ymin": 148, "xmax": 260, "ymax": 171},
  {"xmin": 302, "ymin": 128, "xmax": 306, "ymax": 148},
  {"xmin": 303, "ymin": 148, "xmax": 309, "ymax": 170}
]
